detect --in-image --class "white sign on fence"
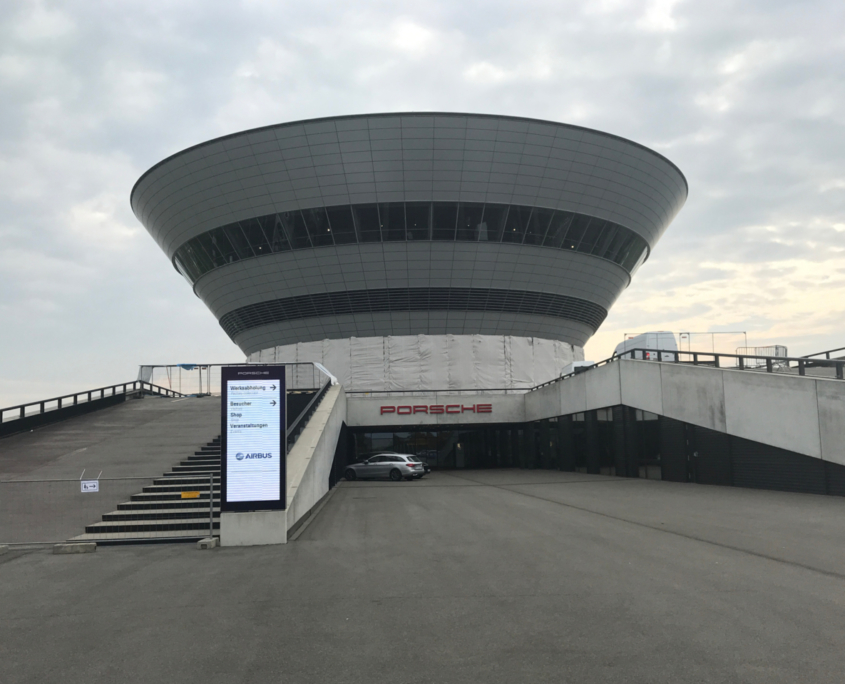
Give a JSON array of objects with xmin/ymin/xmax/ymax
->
[{"xmin": 80, "ymin": 480, "xmax": 99, "ymax": 493}]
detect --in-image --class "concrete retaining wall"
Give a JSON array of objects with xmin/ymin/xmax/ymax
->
[{"xmin": 286, "ymin": 385, "xmax": 347, "ymax": 532}]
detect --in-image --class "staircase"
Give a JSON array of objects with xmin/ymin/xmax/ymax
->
[
  {"xmin": 70, "ymin": 437, "xmax": 221, "ymax": 544},
  {"xmin": 67, "ymin": 383, "xmax": 334, "ymax": 545}
]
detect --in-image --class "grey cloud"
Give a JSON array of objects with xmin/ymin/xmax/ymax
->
[{"xmin": 1, "ymin": 0, "xmax": 844, "ymax": 403}]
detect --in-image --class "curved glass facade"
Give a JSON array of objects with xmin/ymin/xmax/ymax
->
[
  {"xmin": 173, "ymin": 202, "xmax": 649, "ymax": 284},
  {"xmin": 220, "ymin": 286, "xmax": 608, "ymax": 338}
]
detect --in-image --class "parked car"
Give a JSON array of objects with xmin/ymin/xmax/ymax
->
[{"xmin": 345, "ymin": 453, "xmax": 427, "ymax": 481}]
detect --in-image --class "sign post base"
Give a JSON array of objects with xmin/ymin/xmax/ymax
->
[{"xmin": 219, "ymin": 510, "xmax": 287, "ymax": 546}]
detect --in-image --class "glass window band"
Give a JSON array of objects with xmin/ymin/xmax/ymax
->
[
  {"xmin": 220, "ymin": 286, "xmax": 608, "ymax": 339},
  {"xmin": 173, "ymin": 202, "xmax": 649, "ymax": 284}
]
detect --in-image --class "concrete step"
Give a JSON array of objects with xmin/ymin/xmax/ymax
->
[
  {"xmin": 195, "ymin": 450, "xmax": 221, "ymax": 456},
  {"xmin": 154, "ymin": 475, "xmax": 219, "ymax": 486},
  {"xmin": 131, "ymin": 492, "xmax": 217, "ymax": 502},
  {"xmin": 180, "ymin": 459, "xmax": 220, "ymax": 467},
  {"xmin": 169, "ymin": 465, "xmax": 220, "ymax": 474},
  {"xmin": 102, "ymin": 508, "xmax": 220, "ymax": 522},
  {"xmin": 68, "ymin": 530, "xmax": 207, "ymax": 544},
  {"xmin": 118, "ymin": 499, "xmax": 218, "ymax": 511},
  {"xmin": 85, "ymin": 518, "xmax": 221, "ymax": 534},
  {"xmin": 186, "ymin": 454, "xmax": 221, "ymax": 462},
  {"xmin": 141, "ymin": 483, "xmax": 220, "ymax": 494}
]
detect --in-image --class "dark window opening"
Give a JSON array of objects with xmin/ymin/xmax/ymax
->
[{"xmin": 173, "ymin": 201, "xmax": 648, "ymax": 284}]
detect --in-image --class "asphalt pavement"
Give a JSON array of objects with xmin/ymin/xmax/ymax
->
[{"xmin": 2, "ymin": 469, "xmax": 845, "ymax": 683}]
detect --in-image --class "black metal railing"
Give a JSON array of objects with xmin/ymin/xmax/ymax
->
[
  {"xmin": 286, "ymin": 378, "xmax": 333, "ymax": 453},
  {"xmin": 345, "ymin": 387, "xmax": 528, "ymax": 396},
  {"xmin": 616, "ymin": 348, "xmax": 844, "ymax": 379},
  {"xmin": 532, "ymin": 357, "xmax": 618, "ymax": 390},
  {"xmin": 532, "ymin": 346, "xmax": 845, "ymax": 391},
  {"xmin": 802, "ymin": 346, "xmax": 845, "ymax": 362},
  {"xmin": 0, "ymin": 381, "xmax": 184, "ymax": 425}
]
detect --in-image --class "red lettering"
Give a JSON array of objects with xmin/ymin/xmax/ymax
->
[{"xmin": 382, "ymin": 403, "xmax": 491, "ymax": 416}]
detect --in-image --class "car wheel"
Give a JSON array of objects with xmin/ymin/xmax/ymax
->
[
  {"xmin": 344, "ymin": 468, "xmax": 357, "ymax": 481},
  {"xmin": 389, "ymin": 469, "xmax": 402, "ymax": 482}
]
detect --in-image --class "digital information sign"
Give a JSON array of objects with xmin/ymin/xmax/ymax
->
[{"xmin": 220, "ymin": 366, "xmax": 286, "ymax": 512}]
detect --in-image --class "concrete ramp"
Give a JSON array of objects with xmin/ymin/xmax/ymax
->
[
  {"xmin": 0, "ymin": 395, "xmax": 222, "ymax": 481},
  {"xmin": 527, "ymin": 359, "xmax": 845, "ymax": 467}
]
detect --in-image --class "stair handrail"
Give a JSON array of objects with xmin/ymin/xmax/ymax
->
[{"xmin": 286, "ymin": 378, "xmax": 332, "ymax": 453}]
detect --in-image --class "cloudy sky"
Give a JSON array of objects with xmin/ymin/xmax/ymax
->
[{"xmin": 1, "ymin": 0, "xmax": 843, "ymax": 405}]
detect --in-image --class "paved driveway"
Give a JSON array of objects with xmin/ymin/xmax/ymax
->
[{"xmin": 2, "ymin": 469, "xmax": 845, "ymax": 683}]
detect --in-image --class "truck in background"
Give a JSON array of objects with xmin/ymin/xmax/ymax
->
[{"xmin": 614, "ymin": 332, "xmax": 678, "ymax": 361}]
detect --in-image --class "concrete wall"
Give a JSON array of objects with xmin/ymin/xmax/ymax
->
[
  {"xmin": 818, "ymin": 382, "xmax": 845, "ymax": 467},
  {"xmin": 286, "ymin": 385, "xmax": 347, "ymax": 532},
  {"xmin": 524, "ymin": 360, "xmax": 845, "ymax": 467},
  {"xmin": 220, "ymin": 510, "xmax": 287, "ymax": 547}
]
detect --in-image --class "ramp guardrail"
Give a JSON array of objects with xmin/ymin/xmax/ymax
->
[{"xmin": 0, "ymin": 382, "xmax": 185, "ymax": 437}]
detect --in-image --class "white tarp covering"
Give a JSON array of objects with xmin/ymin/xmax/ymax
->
[
  {"xmin": 248, "ymin": 335, "xmax": 582, "ymax": 391},
  {"xmin": 446, "ymin": 335, "xmax": 475, "ymax": 389},
  {"xmin": 387, "ymin": 335, "xmax": 422, "ymax": 391},
  {"xmin": 349, "ymin": 337, "xmax": 387, "ymax": 391},
  {"xmin": 420, "ymin": 334, "xmax": 449, "ymax": 390},
  {"xmin": 322, "ymin": 338, "xmax": 350, "ymax": 387},
  {"xmin": 507, "ymin": 336, "xmax": 536, "ymax": 388},
  {"xmin": 473, "ymin": 334, "xmax": 504, "ymax": 389}
]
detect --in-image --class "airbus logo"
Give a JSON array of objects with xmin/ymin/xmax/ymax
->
[
  {"xmin": 235, "ymin": 452, "xmax": 245, "ymax": 460},
  {"xmin": 234, "ymin": 452, "xmax": 273, "ymax": 459}
]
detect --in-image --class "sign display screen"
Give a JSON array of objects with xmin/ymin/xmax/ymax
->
[{"xmin": 220, "ymin": 366, "xmax": 286, "ymax": 511}]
